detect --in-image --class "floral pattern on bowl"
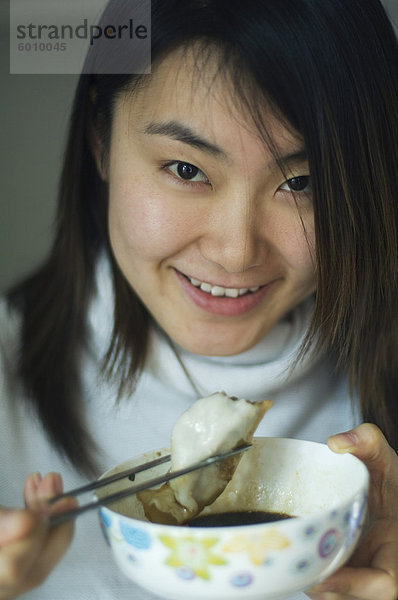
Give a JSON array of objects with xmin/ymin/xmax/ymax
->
[
  {"xmin": 159, "ymin": 535, "xmax": 227, "ymax": 579},
  {"xmin": 222, "ymin": 528, "xmax": 290, "ymax": 565},
  {"xmin": 97, "ymin": 438, "xmax": 369, "ymax": 600},
  {"xmin": 100, "ymin": 489, "xmax": 367, "ymax": 594}
]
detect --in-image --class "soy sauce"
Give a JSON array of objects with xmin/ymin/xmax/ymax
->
[{"xmin": 187, "ymin": 510, "xmax": 292, "ymax": 527}]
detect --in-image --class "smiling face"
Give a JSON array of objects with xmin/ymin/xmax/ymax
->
[{"xmin": 106, "ymin": 47, "xmax": 316, "ymax": 356}]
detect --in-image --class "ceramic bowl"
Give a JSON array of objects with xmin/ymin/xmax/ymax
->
[{"xmin": 96, "ymin": 437, "xmax": 369, "ymax": 600}]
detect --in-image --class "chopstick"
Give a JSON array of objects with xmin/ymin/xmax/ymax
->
[
  {"xmin": 49, "ymin": 453, "xmax": 172, "ymax": 503},
  {"xmin": 49, "ymin": 443, "xmax": 252, "ymax": 527}
]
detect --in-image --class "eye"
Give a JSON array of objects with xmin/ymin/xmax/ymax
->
[
  {"xmin": 279, "ymin": 176, "xmax": 311, "ymax": 193},
  {"xmin": 165, "ymin": 161, "xmax": 209, "ymax": 184}
]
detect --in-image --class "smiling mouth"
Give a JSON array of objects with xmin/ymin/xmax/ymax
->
[
  {"xmin": 176, "ymin": 270, "xmax": 278, "ymax": 317},
  {"xmin": 184, "ymin": 275, "xmax": 262, "ymax": 298}
]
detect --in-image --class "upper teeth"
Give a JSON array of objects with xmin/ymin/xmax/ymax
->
[{"xmin": 189, "ymin": 277, "xmax": 260, "ymax": 297}]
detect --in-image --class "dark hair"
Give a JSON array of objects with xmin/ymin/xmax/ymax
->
[{"xmin": 9, "ymin": 0, "xmax": 398, "ymax": 474}]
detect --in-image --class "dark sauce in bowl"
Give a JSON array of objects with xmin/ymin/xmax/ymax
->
[{"xmin": 187, "ymin": 511, "xmax": 293, "ymax": 527}]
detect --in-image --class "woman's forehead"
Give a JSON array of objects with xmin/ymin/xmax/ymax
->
[
  {"xmin": 115, "ymin": 46, "xmax": 303, "ymax": 157},
  {"xmin": 121, "ymin": 46, "xmax": 248, "ymax": 122}
]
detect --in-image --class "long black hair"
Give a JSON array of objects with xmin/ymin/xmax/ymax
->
[{"xmin": 9, "ymin": 0, "xmax": 398, "ymax": 474}]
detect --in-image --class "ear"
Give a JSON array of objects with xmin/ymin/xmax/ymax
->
[{"xmin": 88, "ymin": 86, "xmax": 109, "ymax": 182}]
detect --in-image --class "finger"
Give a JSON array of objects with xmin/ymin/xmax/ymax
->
[
  {"xmin": 308, "ymin": 563, "xmax": 398, "ymax": 600},
  {"xmin": 0, "ymin": 510, "xmax": 39, "ymax": 546},
  {"xmin": 0, "ymin": 498, "xmax": 77, "ymax": 595},
  {"xmin": 35, "ymin": 473, "xmax": 63, "ymax": 501},
  {"xmin": 24, "ymin": 473, "xmax": 64, "ymax": 518},
  {"xmin": 328, "ymin": 424, "xmax": 398, "ymax": 517},
  {"xmin": 20, "ymin": 498, "xmax": 77, "ymax": 590},
  {"xmin": 0, "ymin": 511, "xmax": 48, "ymax": 595},
  {"xmin": 328, "ymin": 423, "xmax": 397, "ymax": 474},
  {"xmin": 347, "ymin": 517, "xmax": 398, "ymax": 570},
  {"xmin": 23, "ymin": 473, "xmax": 42, "ymax": 508}
]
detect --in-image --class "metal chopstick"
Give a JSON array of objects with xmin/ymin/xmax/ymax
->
[
  {"xmin": 49, "ymin": 453, "xmax": 172, "ymax": 503},
  {"xmin": 49, "ymin": 443, "xmax": 252, "ymax": 527}
]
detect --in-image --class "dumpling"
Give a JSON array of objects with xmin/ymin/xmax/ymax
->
[{"xmin": 138, "ymin": 392, "xmax": 272, "ymax": 525}]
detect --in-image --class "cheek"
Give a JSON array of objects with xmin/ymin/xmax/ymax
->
[
  {"xmin": 271, "ymin": 212, "xmax": 316, "ymax": 280},
  {"xmin": 108, "ymin": 180, "xmax": 192, "ymax": 262},
  {"xmin": 288, "ymin": 234, "xmax": 315, "ymax": 276}
]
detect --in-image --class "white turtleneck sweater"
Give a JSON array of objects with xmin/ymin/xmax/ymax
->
[{"xmin": 0, "ymin": 258, "xmax": 360, "ymax": 600}]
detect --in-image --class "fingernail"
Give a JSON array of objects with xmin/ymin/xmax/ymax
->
[
  {"xmin": 32, "ymin": 472, "xmax": 42, "ymax": 488},
  {"xmin": 328, "ymin": 430, "xmax": 358, "ymax": 453}
]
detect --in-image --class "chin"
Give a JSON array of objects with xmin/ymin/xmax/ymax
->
[{"xmin": 176, "ymin": 330, "xmax": 264, "ymax": 357}]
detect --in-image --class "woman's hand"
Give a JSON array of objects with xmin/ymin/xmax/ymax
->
[
  {"xmin": 307, "ymin": 423, "xmax": 398, "ymax": 600},
  {"xmin": 0, "ymin": 472, "xmax": 77, "ymax": 599}
]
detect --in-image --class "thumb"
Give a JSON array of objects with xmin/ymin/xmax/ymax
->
[
  {"xmin": 328, "ymin": 423, "xmax": 398, "ymax": 518},
  {"xmin": 328, "ymin": 423, "xmax": 396, "ymax": 473}
]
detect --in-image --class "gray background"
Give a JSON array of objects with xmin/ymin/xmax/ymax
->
[{"xmin": 1, "ymin": 1, "xmax": 397, "ymax": 292}]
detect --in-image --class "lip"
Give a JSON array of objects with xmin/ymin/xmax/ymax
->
[{"xmin": 175, "ymin": 270, "xmax": 279, "ymax": 317}]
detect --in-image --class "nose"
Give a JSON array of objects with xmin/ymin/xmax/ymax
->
[{"xmin": 198, "ymin": 190, "xmax": 263, "ymax": 273}]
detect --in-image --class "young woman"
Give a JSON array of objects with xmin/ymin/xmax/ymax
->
[{"xmin": 1, "ymin": 0, "xmax": 397, "ymax": 598}]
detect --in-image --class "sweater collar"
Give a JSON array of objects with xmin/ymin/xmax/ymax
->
[
  {"xmin": 87, "ymin": 253, "xmax": 318, "ymax": 401},
  {"xmin": 145, "ymin": 297, "xmax": 317, "ymax": 400}
]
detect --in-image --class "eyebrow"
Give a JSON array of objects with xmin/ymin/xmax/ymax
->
[
  {"xmin": 142, "ymin": 119, "xmax": 307, "ymax": 168},
  {"xmin": 277, "ymin": 149, "xmax": 307, "ymax": 165},
  {"xmin": 142, "ymin": 120, "xmax": 228, "ymax": 159}
]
